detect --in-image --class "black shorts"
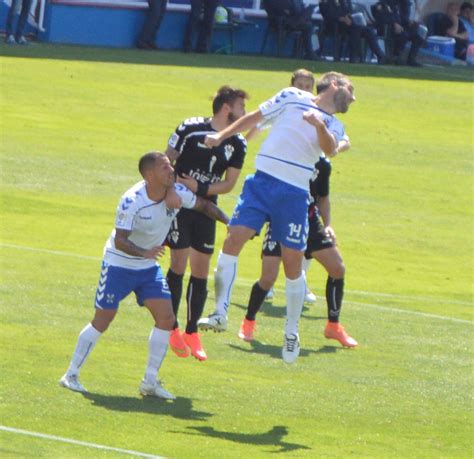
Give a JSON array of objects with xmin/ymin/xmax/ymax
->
[
  {"xmin": 261, "ymin": 217, "xmax": 334, "ymax": 259},
  {"xmin": 167, "ymin": 208, "xmax": 216, "ymax": 254}
]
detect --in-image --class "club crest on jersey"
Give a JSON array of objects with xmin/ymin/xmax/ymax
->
[
  {"xmin": 166, "ymin": 208, "xmax": 176, "ymax": 217},
  {"xmin": 224, "ymin": 144, "xmax": 234, "ymax": 161},
  {"xmin": 169, "ymin": 230, "xmax": 179, "ymax": 244},
  {"xmin": 106, "ymin": 293, "xmax": 115, "ymax": 304}
]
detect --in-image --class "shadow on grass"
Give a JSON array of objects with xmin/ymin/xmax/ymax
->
[
  {"xmin": 183, "ymin": 425, "xmax": 311, "ymax": 453},
  {"xmin": 1, "ymin": 43, "xmax": 473, "ymax": 82},
  {"xmin": 82, "ymin": 393, "xmax": 211, "ymax": 421},
  {"xmin": 228, "ymin": 339, "xmax": 321, "ymax": 360},
  {"xmin": 232, "ymin": 301, "xmax": 324, "ymax": 321}
]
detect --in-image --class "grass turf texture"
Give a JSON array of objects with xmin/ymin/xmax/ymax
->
[{"xmin": 1, "ymin": 44, "xmax": 472, "ymax": 458}]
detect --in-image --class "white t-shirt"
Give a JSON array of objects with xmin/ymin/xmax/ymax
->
[
  {"xmin": 103, "ymin": 181, "xmax": 196, "ymax": 270},
  {"xmin": 256, "ymin": 87, "xmax": 345, "ymax": 191}
]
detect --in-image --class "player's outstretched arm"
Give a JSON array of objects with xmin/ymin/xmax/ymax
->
[
  {"xmin": 115, "ymin": 229, "xmax": 166, "ymax": 259},
  {"xmin": 205, "ymin": 110, "xmax": 264, "ymax": 148},
  {"xmin": 193, "ymin": 197, "xmax": 229, "ymax": 225}
]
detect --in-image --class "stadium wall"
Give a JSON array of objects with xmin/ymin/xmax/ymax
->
[{"xmin": 0, "ymin": 1, "xmax": 284, "ymax": 55}]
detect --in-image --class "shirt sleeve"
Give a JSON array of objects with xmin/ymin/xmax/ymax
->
[
  {"xmin": 325, "ymin": 116, "xmax": 346, "ymax": 144},
  {"xmin": 259, "ymin": 88, "xmax": 299, "ymax": 121},
  {"xmin": 227, "ymin": 135, "xmax": 247, "ymax": 169},
  {"xmin": 174, "ymin": 183, "xmax": 197, "ymax": 209},
  {"xmin": 168, "ymin": 119, "xmax": 195, "ymax": 153},
  {"xmin": 115, "ymin": 194, "xmax": 139, "ymax": 231}
]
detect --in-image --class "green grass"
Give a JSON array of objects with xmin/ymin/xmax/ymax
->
[{"xmin": 0, "ymin": 44, "xmax": 473, "ymax": 458}]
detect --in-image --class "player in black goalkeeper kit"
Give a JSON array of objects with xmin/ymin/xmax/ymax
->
[{"xmin": 165, "ymin": 86, "xmax": 248, "ymax": 361}]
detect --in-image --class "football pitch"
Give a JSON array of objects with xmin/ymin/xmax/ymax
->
[{"xmin": 0, "ymin": 44, "xmax": 473, "ymax": 458}]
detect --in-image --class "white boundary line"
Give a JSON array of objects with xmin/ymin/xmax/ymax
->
[
  {"xmin": 0, "ymin": 425, "xmax": 164, "ymax": 458},
  {"xmin": 1, "ymin": 242, "xmax": 472, "ymax": 324}
]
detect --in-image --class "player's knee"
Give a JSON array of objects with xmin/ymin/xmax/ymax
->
[
  {"xmin": 330, "ymin": 262, "xmax": 345, "ymax": 279},
  {"xmin": 157, "ymin": 310, "xmax": 176, "ymax": 331},
  {"xmin": 259, "ymin": 277, "xmax": 275, "ymax": 291}
]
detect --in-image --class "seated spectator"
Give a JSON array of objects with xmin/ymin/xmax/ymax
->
[
  {"xmin": 183, "ymin": 0, "xmax": 218, "ymax": 53},
  {"xmin": 265, "ymin": 0, "xmax": 318, "ymax": 60},
  {"xmin": 440, "ymin": 2, "xmax": 469, "ymax": 59},
  {"xmin": 459, "ymin": 1, "xmax": 474, "ymax": 43},
  {"xmin": 319, "ymin": 0, "xmax": 386, "ymax": 63},
  {"xmin": 372, "ymin": 0, "xmax": 424, "ymax": 66}
]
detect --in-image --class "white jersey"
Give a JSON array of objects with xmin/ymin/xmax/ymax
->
[
  {"xmin": 257, "ymin": 87, "xmax": 345, "ymax": 191},
  {"xmin": 103, "ymin": 182, "xmax": 196, "ymax": 270}
]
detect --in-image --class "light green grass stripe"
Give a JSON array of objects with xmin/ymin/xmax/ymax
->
[
  {"xmin": 1, "ymin": 242, "xmax": 471, "ymax": 323},
  {"xmin": 0, "ymin": 426, "xmax": 164, "ymax": 458}
]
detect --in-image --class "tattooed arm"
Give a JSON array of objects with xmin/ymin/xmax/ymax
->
[{"xmin": 192, "ymin": 197, "xmax": 229, "ymax": 225}]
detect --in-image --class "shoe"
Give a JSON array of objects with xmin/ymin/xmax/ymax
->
[
  {"xmin": 139, "ymin": 380, "xmax": 176, "ymax": 400},
  {"xmin": 282, "ymin": 333, "xmax": 300, "ymax": 364},
  {"xmin": 17, "ymin": 36, "xmax": 28, "ymax": 45},
  {"xmin": 238, "ymin": 318, "xmax": 256, "ymax": 342},
  {"xmin": 6, "ymin": 35, "xmax": 15, "ymax": 44},
  {"xmin": 324, "ymin": 322, "xmax": 358, "ymax": 347},
  {"xmin": 407, "ymin": 59, "xmax": 422, "ymax": 67},
  {"xmin": 183, "ymin": 332, "xmax": 207, "ymax": 361},
  {"xmin": 265, "ymin": 288, "xmax": 274, "ymax": 301},
  {"xmin": 169, "ymin": 328, "xmax": 190, "ymax": 358},
  {"xmin": 197, "ymin": 313, "xmax": 227, "ymax": 332},
  {"xmin": 59, "ymin": 373, "xmax": 86, "ymax": 393},
  {"xmin": 304, "ymin": 290, "xmax": 316, "ymax": 304}
]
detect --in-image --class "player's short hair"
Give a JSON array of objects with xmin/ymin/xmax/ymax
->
[
  {"xmin": 138, "ymin": 151, "xmax": 165, "ymax": 177},
  {"xmin": 316, "ymin": 72, "xmax": 350, "ymax": 94},
  {"xmin": 290, "ymin": 69, "xmax": 314, "ymax": 86},
  {"xmin": 460, "ymin": 1, "xmax": 472, "ymax": 12},
  {"xmin": 212, "ymin": 86, "xmax": 249, "ymax": 114}
]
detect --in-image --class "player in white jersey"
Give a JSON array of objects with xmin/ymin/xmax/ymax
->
[
  {"xmin": 198, "ymin": 72, "xmax": 355, "ymax": 364},
  {"xmin": 59, "ymin": 152, "xmax": 228, "ymax": 399}
]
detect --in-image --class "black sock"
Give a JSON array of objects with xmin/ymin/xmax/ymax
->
[
  {"xmin": 166, "ymin": 269, "xmax": 184, "ymax": 329},
  {"xmin": 185, "ymin": 276, "xmax": 208, "ymax": 334},
  {"xmin": 326, "ymin": 277, "xmax": 344, "ymax": 323},
  {"xmin": 246, "ymin": 281, "xmax": 269, "ymax": 321}
]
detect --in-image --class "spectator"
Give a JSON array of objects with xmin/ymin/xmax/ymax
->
[
  {"xmin": 5, "ymin": 0, "xmax": 33, "ymax": 45},
  {"xmin": 372, "ymin": 0, "xmax": 424, "ymax": 66},
  {"xmin": 319, "ymin": 0, "xmax": 386, "ymax": 63},
  {"xmin": 459, "ymin": 2, "xmax": 474, "ymax": 43},
  {"xmin": 183, "ymin": 0, "xmax": 218, "ymax": 53},
  {"xmin": 440, "ymin": 2, "xmax": 469, "ymax": 59},
  {"xmin": 264, "ymin": 0, "xmax": 318, "ymax": 60},
  {"xmin": 137, "ymin": 0, "xmax": 167, "ymax": 50}
]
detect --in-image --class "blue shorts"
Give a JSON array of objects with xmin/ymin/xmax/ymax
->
[
  {"xmin": 229, "ymin": 171, "xmax": 310, "ymax": 251},
  {"xmin": 94, "ymin": 262, "xmax": 171, "ymax": 310}
]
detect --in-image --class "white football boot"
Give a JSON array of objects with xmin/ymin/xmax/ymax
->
[
  {"xmin": 59, "ymin": 373, "xmax": 87, "ymax": 393},
  {"xmin": 282, "ymin": 334, "xmax": 300, "ymax": 364},
  {"xmin": 197, "ymin": 313, "xmax": 227, "ymax": 332},
  {"xmin": 139, "ymin": 380, "xmax": 176, "ymax": 400}
]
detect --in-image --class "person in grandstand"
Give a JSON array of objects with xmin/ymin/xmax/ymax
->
[
  {"xmin": 137, "ymin": 0, "xmax": 167, "ymax": 50},
  {"xmin": 198, "ymin": 72, "xmax": 355, "ymax": 364},
  {"xmin": 239, "ymin": 148, "xmax": 357, "ymax": 348},
  {"xmin": 59, "ymin": 152, "xmax": 228, "ymax": 399},
  {"xmin": 165, "ymin": 86, "xmax": 248, "ymax": 361}
]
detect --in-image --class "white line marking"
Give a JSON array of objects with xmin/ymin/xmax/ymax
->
[
  {"xmin": 0, "ymin": 425, "xmax": 164, "ymax": 458},
  {"xmin": 1, "ymin": 242, "xmax": 472, "ymax": 322}
]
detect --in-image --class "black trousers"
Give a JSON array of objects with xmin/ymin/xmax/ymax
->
[
  {"xmin": 6, "ymin": 0, "xmax": 33, "ymax": 39},
  {"xmin": 183, "ymin": 0, "xmax": 218, "ymax": 52},
  {"xmin": 138, "ymin": 0, "xmax": 167, "ymax": 45}
]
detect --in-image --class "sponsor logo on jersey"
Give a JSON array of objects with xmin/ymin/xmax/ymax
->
[{"xmin": 117, "ymin": 212, "xmax": 126, "ymax": 226}]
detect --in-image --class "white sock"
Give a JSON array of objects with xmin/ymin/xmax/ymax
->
[
  {"xmin": 67, "ymin": 323, "xmax": 102, "ymax": 376},
  {"xmin": 302, "ymin": 257, "xmax": 312, "ymax": 274},
  {"xmin": 144, "ymin": 327, "xmax": 170, "ymax": 385},
  {"xmin": 285, "ymin": 275, "xmax": 305, "ymax": 336},
  {"xmin": 214, "ymin": 251, "xmax": 238, "ymax": 316}
]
